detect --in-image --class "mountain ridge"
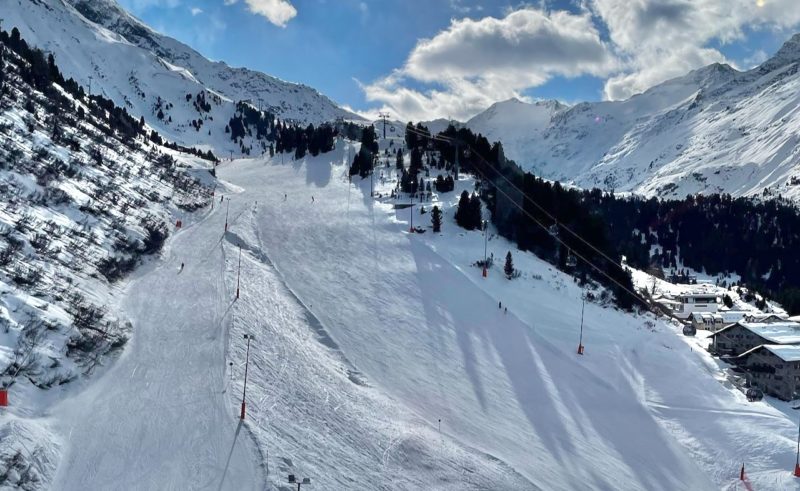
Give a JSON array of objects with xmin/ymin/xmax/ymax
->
[
  {"xmin": 2, "ymin": 0, "xmax": 360, "ymax": 156},
  {"xmin": 462, "ymin": 33, "xmax": 800, "ymax": 201}
]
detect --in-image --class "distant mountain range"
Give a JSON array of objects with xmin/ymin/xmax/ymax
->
[
  {"xmin": 462, "ymin": 35, "xmax": 800, "ymax": 200},
  {"xmin": 3, "ymin": 0, "xmax": 361, "ymax": 155}
]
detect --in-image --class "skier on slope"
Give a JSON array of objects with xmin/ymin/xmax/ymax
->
[
  {"xmin": 312, "ymin": 196, "xmax": 315, "ymax": 203},
  {"xmin": 179, "ymin": 262, "xmax": 185, "ymax": 272}
]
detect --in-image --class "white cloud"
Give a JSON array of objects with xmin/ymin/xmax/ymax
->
[
  {"xmin": 224, "ymin": 0, "xmax": 297, "ymax": 27},
  {"xmin": 363, "ymin": 1, "xmax": 800, "ymax": 120},
  {"xmin": 362, "ymin": 8, "xmax": 616, "ymax": 121},
  {"xmin": 190, "ymin": 7, "xmax": 203, "ymax": 15},
  {"xmin": 590, "ymin": 0, "xmax": 800, "ymax": 100}
]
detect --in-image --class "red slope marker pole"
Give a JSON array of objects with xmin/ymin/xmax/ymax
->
[
  {"xmin": 577, "ymin": 296, "xmax": 586, "ymax": 355},
  {"xmin": 240, "ymin": 334, "xmax": 252, "ymax": 420},
  {"xmin": 236, "ymin": 246, "xmax": 242, "ymax": 300}
]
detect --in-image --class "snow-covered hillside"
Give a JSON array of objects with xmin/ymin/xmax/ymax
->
[
  {"xmin": 1, "ymin": 0, "xmax": 360, "ymax": 156},
  {"xmin": 0, "ymin": 34, "xmax": 212, "ymax": 488},
  {"xmin": 465, "ymin": 98, "xmax": 566, "ymax": 163},
  {"xmin": 465, "ymin": 34, "xmax": 800, "ymax": 201}
]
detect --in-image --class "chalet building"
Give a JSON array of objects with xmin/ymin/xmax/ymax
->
[
  {"xmin": 738, "ymin": 345, "xmax": 800, "ymax": 401},
  {"xmin": 709, "ymin": 321, "xmax": 800, "ymax": 356},
  {"xmin": 745, "ymin": 313, "xmax": 789, "ymax": 323},
  {"xmin": 689, "ymin": 311, "xmax": 749, "ymax": 332},
  {"xmin": 671, "ymin": 292, "xmax": 718, "ymax": 319}
]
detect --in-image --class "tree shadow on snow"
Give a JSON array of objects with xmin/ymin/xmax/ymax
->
[
  {"xmin": 305, "ymin": 156, "xmax": 332, "ymax": 188},
  {"xmin": 409, "ymin": 241, "xmax": 576, "ymax": 464}
]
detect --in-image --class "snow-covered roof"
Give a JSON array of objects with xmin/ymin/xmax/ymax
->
[
  {"xmin": 737, "ymin": 322, "xmax": 800, "ymax": 344},
  {"xmin": 790, "ymin": 315, "xmax": 800, "ymax": 323},
  {"xmin": 763, "ymin": 345, "xmax": 800, "ymax": 362},
  {"xmin": 719, "ymin": 311, "xmax": 748, "ymax": 323},
  {"xmin": 745, "ymin": 312, "xmax": 789, "ymax": 322},
  {"xmin": 676, "ymin": 292, "xmax": 717, "ymax": 299}
]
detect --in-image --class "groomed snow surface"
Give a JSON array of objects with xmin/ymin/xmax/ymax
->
[{"xmin": 10, "ymin": 143, "xmax": 800, "ymax": 490}]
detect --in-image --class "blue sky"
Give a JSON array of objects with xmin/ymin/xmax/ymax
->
[{"xmin": 118, "ymin": 0, "xmax": 800, "ymax": 121}]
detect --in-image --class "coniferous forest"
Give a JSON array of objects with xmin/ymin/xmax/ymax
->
[{"xmin": 420, "ymin": 124, "xmax": 800, "ymax": 313}]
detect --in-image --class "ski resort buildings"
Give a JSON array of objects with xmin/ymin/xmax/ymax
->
[
  {"xmin": 670, "ymin": 292, "xmax": 719, "ymax": 319},
  {"xmin": 738, "ymin": 345, "xmax": 800, "ymax": 401},
  {"xmin": 709, "ymin": 321, "xmax": 800, "ymax": 356}
]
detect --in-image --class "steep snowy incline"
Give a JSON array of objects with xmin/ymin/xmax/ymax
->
[
  {"xmin": 40, "ymin": 143, "xmax": 800, "ymax": 490},
  {"xmin": 49, "ymin": 204, "xmax": 262, "ymax": 490},
  {"xmin": 217, "ymin": 149, "xmax": 715, "ymax": 490},
  {"xmin": 465, "ymin": 98, "xmax": 565, "ymax": 162},
  {"xmin": 217, "ymin": 146, "xmax": 800, "ymax": 490},
  {"xmin": 44, "ymin": 157, "xmax": 533, "ymax": 490}
]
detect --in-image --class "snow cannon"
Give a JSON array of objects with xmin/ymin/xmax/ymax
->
[{"xmin": 577, "ymin": 344, "xmax": 585, "ymax": 355}]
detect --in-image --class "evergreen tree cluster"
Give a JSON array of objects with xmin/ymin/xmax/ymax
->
[
  {"xmin": 434, "ymin": 174, "xmax": 455, "ymax": 193},
  {"xmin": 398, "ymin": 170, "xmax": 429, "ymax": 195},
  {"xmin": 454, "ymin": 190, "xmax": 483, "ymax": 230},
  {"xmin": 349, "ymin": 125, "xmax": 379, "ymax": 178},
  {"xmin": 426, "ymin": 121, "xmax": 800, "ymax": 311},
  {"xmin": 420, "ymin": 123, "xmax": 637, "ymax": 309},
  {"xmin": 227, "ymin": 102, "xmax": 336, "ymax": 159},
  {"xmin": 0, "ymin": 27, "xmax": 218, "ymax": 163},
  {"xmin": 585, "ymin": 192, "xmax": 800, "ymax": 314}
]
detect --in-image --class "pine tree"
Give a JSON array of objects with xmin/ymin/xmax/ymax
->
[
  {"xmin": 723, "ymin": 294, "xmax": 734, "ymax": 308},
  {"xmin": 455, "ymin": 190, "xmax": 471, "ymax": 229},
  {"xmin": 405, "ymin": 122, "xmax": 417, "ymax": 149},
  {"xmin": 504, "ymin": 251, "xmax": 515, "ymax": 279},
  {"xmin": 469, "ymin": 193, "xmax": 482, "ymax": 229},
  {"xmin": 431, "ymin": 206, "xmax": 442, "ymax": 232}
]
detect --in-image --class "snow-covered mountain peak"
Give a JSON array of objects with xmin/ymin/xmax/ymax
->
[
  {"xmin": 467, "ymin": 97, "xmax": 565, "ymax": 134},
  {"xmin": 758, "ymin": 32, "xmax": 800, "ymax": 72},
  {"xmin": 461, "ymin": 31, "xmax": 800, "ymax": 201},
  {"xmin": 65, "ymin": 0, "xmax": 357, "ymax": 120},
  {"xmin": 3, "ymin": 0, "xmax": 360, "ymax": 158}
]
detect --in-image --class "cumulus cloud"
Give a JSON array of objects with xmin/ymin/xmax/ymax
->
[
  {"xmin": 224, "ymin": 0, "xmax": 297, "ymax": 27},
  {"xmin": 363, "ymin": 0, "xmax": 800, "ymax": 120},
  {"xmin": 362, "ymin": 8, "xmax": 616, "ymax": 121},
  {"xmin": 590, "ymin": 0, "xmax": 800, "ymax": 99}
]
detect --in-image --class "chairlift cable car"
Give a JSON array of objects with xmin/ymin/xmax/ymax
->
[{"xmin": 566, "ymin": 252, "xmax": 577, "ymax": 268}]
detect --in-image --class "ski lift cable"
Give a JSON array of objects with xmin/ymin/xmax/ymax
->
[
  {"xmin": 472, "ymin": 164, "xmax": 649, "ymax": 308},
  {"xmin": 406, "ymin": 125, "xmax": 630, "ymax": 272},
  {"xmin": 404, "ymin": 126, "xmax": 650, "ymax": 308}
]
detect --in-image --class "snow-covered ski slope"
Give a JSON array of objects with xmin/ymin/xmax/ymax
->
[
  {"xmin": 41, "ymin": 144, "xmax": 800, "ymax": 490},
  {"xmin": 464, "ymin": 35, "xmax": 800, "ymax": 201}
]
